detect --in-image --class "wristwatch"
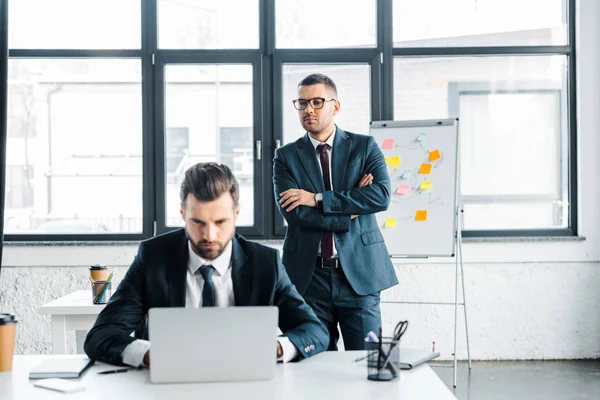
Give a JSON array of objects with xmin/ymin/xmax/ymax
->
[{"xmin": 314, "ymin": 192, "xmax": 323, "ymax": 206}]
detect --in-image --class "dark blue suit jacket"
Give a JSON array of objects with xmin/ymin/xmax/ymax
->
[
  {"xmin": 84, "ymin": 230, "xmax": 329, "ymax": 366},
  {"xmin": 273, "ymin": 127, "xmax": 398, "ymax": 296}
]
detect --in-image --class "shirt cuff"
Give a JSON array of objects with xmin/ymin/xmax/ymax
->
[
  {"xmin": 277, "ymin": 336, "xmax": 298, "ymax": 363},
  {"xmin": 122, "ymin": 339, "xmax": 151, "ymax": 367}
]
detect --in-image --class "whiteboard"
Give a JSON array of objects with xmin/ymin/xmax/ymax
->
[{"xmin": 370, "ymin": 119, "xmax": 459, "ymax": 257}]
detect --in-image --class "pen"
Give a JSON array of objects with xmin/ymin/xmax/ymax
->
[
  {"xmin": 97, "ymin": 368, "xmax": 130, "ymax": 375},
  {"xmin": 377, "ymin": 327, "xmax": 383, "ymax": 371},
  {"xmin": 354, "ymin": 350, "xmax": 377, "ymax": 362}
]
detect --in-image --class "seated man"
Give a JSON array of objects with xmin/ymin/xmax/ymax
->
[{"xmin": 84, "ymin": 162, "xmax": 329, "ymax": 367}]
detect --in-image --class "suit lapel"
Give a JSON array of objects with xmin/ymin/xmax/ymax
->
[
  {"xmin": 168, "ymin": 233, "xmax": 188, "ymax": 307},
  {"xmin": 332, "ymin": 127, "xmax": 351, "ymax": 190},
  {"xmin": 231, "ymin": 236, "xmax": 252, "ymax": 306},
  {"xmin": 296, "ymin": 134, "xmax": 325, "ymax": 194}
]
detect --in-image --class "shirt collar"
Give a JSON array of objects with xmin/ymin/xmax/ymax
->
[
  {"xmin": 187, "ymin": 240, "xmax": 233, "ymax": 277},
  {"xmin": 309, "ymin": 126, "xmax": 336, "ymax": 151}
]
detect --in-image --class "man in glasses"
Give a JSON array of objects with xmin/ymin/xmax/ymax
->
[{"xmin": 273, "ymin": 73, "xmax": 398, "ymax": 351}]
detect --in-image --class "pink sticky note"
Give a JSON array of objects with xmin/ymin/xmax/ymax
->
[
  {"xmin": 396, "ymin": 185, "xmax": 410, "ymax": 195},
  {"xmin": 382, "ymin": 139, "xmax": 394, "ymax": 150}
]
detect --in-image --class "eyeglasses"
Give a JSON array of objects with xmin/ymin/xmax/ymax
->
[{"xmin": 292, "ymin": 97, "xmax": 336, "ymax": 110}]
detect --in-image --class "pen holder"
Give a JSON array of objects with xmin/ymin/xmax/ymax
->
[
  {"xmin": 366, "ymin": 337, "xmax": 401, "ymax": 382},
  {"xmin": 92, "ymin": 281, "xmax": 112, "ymax": 304}
]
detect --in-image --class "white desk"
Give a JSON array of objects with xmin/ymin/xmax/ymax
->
[
  {"xmin": 0, "ymin": 352, "xmax": 456, "ymax": 400},
  {"xmin": 39, "ymin": 290, "xmax": 104, "ymax": 354}
]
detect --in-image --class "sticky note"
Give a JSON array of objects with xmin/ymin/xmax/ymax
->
[
  {"xmin": 417, "ymin": 133, "xmax": 427, "ymax": 142},
  {"xmin": 385, "ymin": 157, "xmax": 389, "ymax": 166},
  {"xmin": 419, "ymin": 163, "xmax": 432, "ymax": 174},
  {"xmin": 396, "ymin": 185, "xmax": 410, "ymax": 195},
  {"xmin": 389, "ymin": 156, "xmax": 400, "ymax": 168},
  {"xmin": 429, "ymin": 149, "xmax": 441, "ymax": 162},
  {"xmin": 384, "ymin": 218, "xmax": 397, "ymax": 228},
  {"xmin": 415, "ymin": 210, "xmax": 427, "ymax": 221},
  {"xmin": 382, "ymin": 139, "xmax": 394, "ymax": 150},
  {"xmin": 420, "ymin": 181, "xmax": 432, "ymax": 190},
  {"xmin": 402, "ymin": 170, "xmax": 412, "ymax": 178}
]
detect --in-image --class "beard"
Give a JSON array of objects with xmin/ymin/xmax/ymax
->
[{"xmin": 185, "ymin": 228, "xmax": 234, "ymax": 261}]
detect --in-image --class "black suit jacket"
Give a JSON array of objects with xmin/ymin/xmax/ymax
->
[{"xmin": 84, "ymin": 229, "xmax": 329, "ymax": 366}]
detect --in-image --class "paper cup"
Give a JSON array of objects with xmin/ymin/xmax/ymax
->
[{"xmin": 0, "ymin": 314, "xmax": 18, "ymax": 372}]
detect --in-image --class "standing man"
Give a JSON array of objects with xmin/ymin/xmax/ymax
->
[
  {"xmin": 85, "ymin": 163, "xmax": 328, "ymax": 366},
  {"xmin": 273, "ymin": 73, "xmax": 398, "ymax": 350}
]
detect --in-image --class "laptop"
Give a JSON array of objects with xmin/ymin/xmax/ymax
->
[{"xmin": 148, "ymin": 307, "xmax": 278, "ymax": 384}]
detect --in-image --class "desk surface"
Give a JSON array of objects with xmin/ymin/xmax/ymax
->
[
  {"xmin": 39, "ymin": 290, "xmax": 105, "ymax": 315},
  {"xmin": 1, "ymin": 352, "xmax": 456, "ymax": 400}
]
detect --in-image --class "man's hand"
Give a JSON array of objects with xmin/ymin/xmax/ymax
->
[
  {"xmin": 358, "ymin": 173, "xmax": 373, "ymax": 189},
  {"xmin": 279, "ymin": 189, "xmax": 317, "ymax": 211},
  {"xmin": 143, "ymin": 350, "xmax": 150, "ymax": 366},
  {"xmin": 351, "ymin": 173, "xmax": 374, "ymax": 219},
  {"xmin": 277, "ymin": 341, "xmax": 283, "ymax": 358}
]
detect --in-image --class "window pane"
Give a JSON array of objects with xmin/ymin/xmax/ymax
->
[
  {"xmin": 164, "ymin": 64, "xmax": 254, "ymax": 227},
  {"xmin": 393, "ymin": 0, "xmax": 567, "ymax": 47},
  {"xmin": 276, "ymin": 0, "xmax": 376, "ymax": 48},
  {"xmin": 8, "ymin": 0, "xmax": 141, "ymax": 49},
  {"xmin": 158, "ymin": 0, "xmax": 259, "ymax": 49},
  {"xmin": 5, "ymin": 59, "xmax": 143, "ymax": 234},
  {"xmin": 282, "ymin": 64, "xmax": 371, "ymax": 144},
  {"xmin": 394, "ymin": 56, "xmax": 568, "ymax": 230}
]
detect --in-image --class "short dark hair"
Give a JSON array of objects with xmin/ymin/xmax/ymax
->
[
  {"xmin": 298, "ymin": 73, "xmax": 338, "ymax": 96},
  {"xmin": 180, "ymin": 162, "xmax": 239, "ymax": 207}
]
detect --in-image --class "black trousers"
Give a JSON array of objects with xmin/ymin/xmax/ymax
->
[{"xmin": 304, "ymin": 265, "xmax": 381, "ymax": 351}]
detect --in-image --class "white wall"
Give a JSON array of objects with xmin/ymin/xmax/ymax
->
[{"xmin": 1, "ymin": 0, "xmax": 600, "ymax": 360}]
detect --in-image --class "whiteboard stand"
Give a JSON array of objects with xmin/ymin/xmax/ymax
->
[
  {"xmin": 382, "ymin": 206, "xmax": 472, "ymax": 388},
  {"xmin": 371, "ymin": 118, "xmax": 470, "ymax": 386}
]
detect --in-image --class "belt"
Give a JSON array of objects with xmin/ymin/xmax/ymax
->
[{"xmin": 316, "ymin": 257, "xmax": 341, "ymax": 269}]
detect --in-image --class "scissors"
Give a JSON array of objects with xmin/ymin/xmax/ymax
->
[{"xmin": 392, "ymin": 320, "xmax": 408, "ymax": 342}]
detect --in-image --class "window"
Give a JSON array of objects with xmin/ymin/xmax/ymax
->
[
  {"xmin": 162, "ymin": 64, "xmax": 255, "ymax": 228},
  {"xmin": 275, "ymin": 0, "xmax": 377, "ymax": 48},
  {"xmin": 393, "ymin": 0, "xmax": 567, "ymax": 47},
  {"xmin": 8, "ymin": 0, "xmax": 141, "ymax": 49},
  {"xmin": 393, "ymin": 0, "xmax": 574, "ymax": 235},
  {"xmin": 3, "ymin": 1, "xmax": 576, "ymax": 240},
  {"xmin": 158, "ymin": 0, "xmax": 259, "ymax": 49},
  {"xmin": 5, "ymin": 59, "xmax": 143, "ymax": 235}
]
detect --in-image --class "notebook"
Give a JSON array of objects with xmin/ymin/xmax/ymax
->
[
  {"xmin": 29, "ymin": 356, "xmax": 94, "ymax": 379},
  {"xmin": 399, "ymin": 348, "xmax": 440, "ymax": 370}
]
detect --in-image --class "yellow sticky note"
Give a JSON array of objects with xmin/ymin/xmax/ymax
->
[
  {"xmin": 415, "ymin": 210, "xmax": 427, "ymax": 221},
  {"xmin": 420, "ymin": 181, "xmax": 432, "ymax": 190},
  {"xmin": 429, "ymin": 149, "xmax": 441, "ymax": 162},
  {"xmin": 384, "ymin": 218, "xmax": 397, "ymax": 228},
  {"xmin": 419, "ymin": 163, "xmax": 432, "ymax": 174},
  {"xmin": 385, "ymin": 157, "xmax": 389, "ymax": 166},
  {"xmin": 389, "ymin": 156, "xmax": 400, "ymax": 168}
]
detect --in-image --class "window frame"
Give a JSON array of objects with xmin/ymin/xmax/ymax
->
[{"xmin": 1, "ymin": 0, "xmax": 578, "ymax": 241}]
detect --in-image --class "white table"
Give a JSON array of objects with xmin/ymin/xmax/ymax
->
[
  {"xmin": 0, "ymin": 352, "xmax": 456, "ymax": 400},
  {"xmin": 39, "ymin": 290, "xmax": 105, "ymax": 354}
]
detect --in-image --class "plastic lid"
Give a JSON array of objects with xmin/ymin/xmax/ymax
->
[
  {"xmin": 0, "ymin": 314, "xmax": 17, "ymax": 325},
  {"xmin": 90, "ymin": 264, "xmax": 107, "ymax": 270}
]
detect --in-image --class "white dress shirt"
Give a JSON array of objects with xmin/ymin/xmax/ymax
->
[
  {"xmin": 308, "ymin": 127, "xmax": 338, "ymax": 258},
  {"xmin": 121, "ymin": 240, "xmax": 298, "ymax": 366}
]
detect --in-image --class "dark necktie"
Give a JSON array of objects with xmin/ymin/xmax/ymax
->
[
  {"xmin": 317, "ymin": 143, "xmax": 334, "ymax": 260},
  {"xmin": 198, "ymin": 264, "xmax": 216, "ymax": 307}
]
